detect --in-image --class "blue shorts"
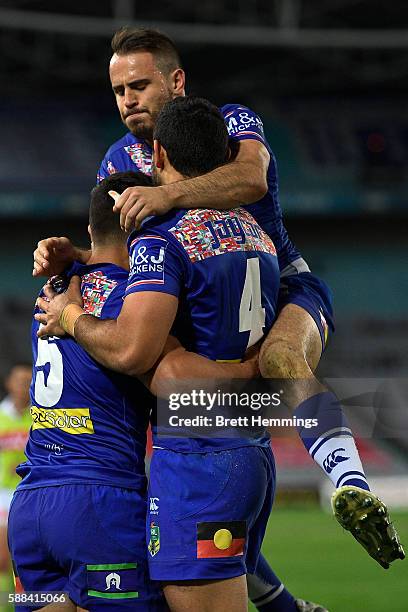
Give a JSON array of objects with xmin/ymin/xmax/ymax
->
[
  {"xmin": 8, "ymin": 484, "xmax": 167, "ymax": 612},
  {"xmin": 278, "ymin": 271, "xmax": 334, "ymax": 350},
  {"xmin": 146, "ymin": 445, "xmax": 275, "ymax": 581}
]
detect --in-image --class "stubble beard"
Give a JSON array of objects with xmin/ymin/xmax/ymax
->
[{"xmin": 126, "ymin": 115, "xmax": 154, "ymax": 142}]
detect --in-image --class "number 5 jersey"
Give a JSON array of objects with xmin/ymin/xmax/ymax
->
[{"xmin": 18, "ymin": 263, "xmax": 154, "ymax": 491}]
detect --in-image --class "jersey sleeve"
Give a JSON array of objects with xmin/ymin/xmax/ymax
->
[
  {"xmin": 221, "ymin": 104, "xmax": 269, "ymax": 149},
  {"xmin": 125, "ymin": 234, "xmax": 184, "ymax": 298},
  {"xmin": 100, "ymin": 281, "xmax": 127, "ymax": 320}
]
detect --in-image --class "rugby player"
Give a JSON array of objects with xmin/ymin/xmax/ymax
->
[
  {"xmin": 7, "ymin": 171, "xmax": 170, "ymax": 612},
  {"xmin": 96, "ymin": 27, "xmax": 404, "ymax": 570},
  {"xmin": 36, "ymin": 96, "xmax": 308, "ymax": 612}
]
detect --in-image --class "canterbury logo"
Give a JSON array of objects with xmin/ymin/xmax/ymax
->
[
  {"xmin": 323, "ymin": 448, "xmax": 350, "ymax": 474},
  {"xmin": 150, "ymin": 497, "xmax": 159, "ymax": 512},
  {"xmin": 30, "ymin": 406, "xmax": 94, "ymax": 435}
]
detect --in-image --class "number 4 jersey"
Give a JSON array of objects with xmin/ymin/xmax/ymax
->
[
  {"xmin": 17, "ymin": 263, "xmax": 154, "ymax": 491},
  {"xmin": 126, "ymin": 207, "xmax": 280, "ymax": 452}
]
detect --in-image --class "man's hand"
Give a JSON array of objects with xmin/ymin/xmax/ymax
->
[
  {"xmin": 35, "ymin": 276, "xmax": 83, "ymax": 338},
  {"xmin": 112, "ymin": 186, "xmax": 174, "ymax": 232},
  {"xmin": 33, "ymin": 237, "xmax": 90, "ymax": 278}
]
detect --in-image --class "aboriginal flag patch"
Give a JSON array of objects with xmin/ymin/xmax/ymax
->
[
  {"xmin": 197, "ymin": 521, "xmax": 246, "ymax": 558},
  {"xmin": 12, "ymin": 560, "xmax": 24, "ymax": 594}
]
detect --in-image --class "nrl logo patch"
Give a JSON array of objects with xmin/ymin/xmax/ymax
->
[{"xmin": 148, "ymin": 522, "xmax": 160, "ymax": 557}]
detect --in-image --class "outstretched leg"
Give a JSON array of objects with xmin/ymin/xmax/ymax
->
[{"xmin": 260, "ymin": 303, "xmax": 404, "ymax": 568}]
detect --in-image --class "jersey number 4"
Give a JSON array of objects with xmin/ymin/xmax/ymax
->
[{"xmin": 239, "ymin": 258, "xmax": 266, "ymax": 348}]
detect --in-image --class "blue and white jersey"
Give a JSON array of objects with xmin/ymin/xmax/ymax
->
[
  {"xmin": 126, "ymin": 207, "xmax": 280, "ymax": 451},
  {"xmin": 18, "ymin": 262, "xmax": 154, "ymax": 490},
  {"xmin": 97, "ymin": 103, "xmax": 302, "ymax": 272}
]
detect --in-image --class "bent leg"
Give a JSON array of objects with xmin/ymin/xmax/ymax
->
[
  {"xmin": 260, "ymin": 302, "xmax": 370, "ymax": 491},
  {"xmin": 163, "ymin": 576, "xmax": 247, "ymax": 612},
  {"xmin": 259, "ymin": 303, "xmax": 324, "ymax": 407}
]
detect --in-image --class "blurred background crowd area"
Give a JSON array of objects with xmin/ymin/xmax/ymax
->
[{"xmin": 0, "ymin": 2, "xmax": 407, "ymax": 489}]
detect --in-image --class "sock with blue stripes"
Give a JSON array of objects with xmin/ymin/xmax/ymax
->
[
  {"xmin": 247, "ymin": 553, "xmax": 297, "ymax": 611},
  {"xmin": 294, "ymin": 391, "xmax": 370, "ymax": 490}
]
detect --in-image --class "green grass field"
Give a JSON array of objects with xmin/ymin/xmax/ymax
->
[{"xmin": 249, "ymin": 508, "xmax": 408, "ymax": 612}]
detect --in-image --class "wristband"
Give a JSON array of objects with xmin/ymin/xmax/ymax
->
[{"xmin": 59, "ymin": 303, "xmax": 86, "ymax": 338}]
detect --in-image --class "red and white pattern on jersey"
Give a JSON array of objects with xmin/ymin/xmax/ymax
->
[
  {"xmin": 97, "ymin": 160, "xmax": 118, "ymax": 182},
  {"xmin": 124, "ymin": 143, "xmax": 152, "ymax": 176},
  {"xmin": 169, "ymin": 208, "xmax": 277, "ymax": 263},
  {"xmin": 81, "ymin": 271, "xmax": 118, "ymax": 317},
  {"xmin": 107, "ymin": 160, "xmax": 119, "ymax": 175}
]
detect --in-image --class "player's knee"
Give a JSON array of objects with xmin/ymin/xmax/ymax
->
[{"xmin": 259, "ymin": 337, "xmax": 311, "ymax": 379}]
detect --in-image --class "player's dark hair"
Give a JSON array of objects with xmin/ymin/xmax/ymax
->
[
  {"xmin": 90, "ymin": 172, "xmax": 153, "ymax": 245},
  {"xmin": 154, "ymin": 96, "xmax": 229, "ymax": 178},
  {"xmin": 111, "ymin": 27, "xmax": 182, "ymax": 74}
]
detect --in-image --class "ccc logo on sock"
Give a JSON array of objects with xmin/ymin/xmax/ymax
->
[{"xmin": 323, "ymin": 448, "xmax": 350, "ymax": 474}]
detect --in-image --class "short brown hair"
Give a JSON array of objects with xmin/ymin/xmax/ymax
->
[{"xmin": 111, "ymin": 27, "xmax": 182, "ymax": 74}]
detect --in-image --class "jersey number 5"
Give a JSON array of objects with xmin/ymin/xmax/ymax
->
[
  {"xmin": 34, "ymin": 338, "xmax": 64, "ymax": 407},
  {"xmin": 239, "ymin": 257, "xmax": 266, "ymax": 348}
]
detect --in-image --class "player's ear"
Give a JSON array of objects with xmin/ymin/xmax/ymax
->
[
  {"xmin": 171, "ymin": 69, "xmax": 185, "ymax": 97},
  {"xmin": 153, "ymin": 139, "xmax": 165, "ymax": 169},
  {"xmin": 88, "ymin": 224, "xmax": 94, "ymax": 246}
]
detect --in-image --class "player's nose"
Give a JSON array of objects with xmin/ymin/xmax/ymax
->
[{"xmin": 124, "ymin": 88, "xmax": 138, "ymax": 107}]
